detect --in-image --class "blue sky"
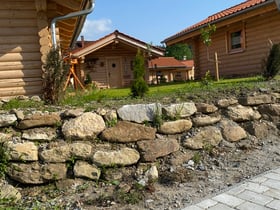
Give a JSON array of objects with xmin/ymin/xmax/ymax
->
[{"xmin": 80, "ymin": 0, "xmax": 245, "ymax": 46}]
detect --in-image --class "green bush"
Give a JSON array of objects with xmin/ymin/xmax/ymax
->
[
  {"xmin": 131, "ymin": 49, "xmax": 149, "ymax": 98},
  {"xmin": 263, "ymin": 43, "xmax": 280, "ymax": 80}
]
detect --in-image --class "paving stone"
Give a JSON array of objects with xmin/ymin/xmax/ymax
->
[
  {"xmin": 264, "ymin": 189, "xmax": 280, "ymax": 200},
  {"xmin": 266, "ymin": 199, "xmax": 280, "ymax": 210},
  {"xmin": 264, "ymin": 172, "xmax": 280, "ymax": 181},
  {"xmin": 263, "ymin": 178, "xmax": 280, "ymax": 190},
  {"xmin": 212, "ymin": 193, "xmax": 244, "ymax": 207},
  {"xmin": 208, "ymin": 203, "xmax": 235, "ymax": 210},
  {"xmin": 181, "ymin": 205, "xmax": 203, "ymax": 210},
  {"xmin": 250, "ymin": 176, "xmax": 268, "ymax": 184},
  {"xmin": 244, "ymin": 182, "xmax": 270, "ymax": 193},
  {"xmin": 237, "ymin": 201, "xmax": 272, "ymax": 210},
  {"xmin": 227, "ymin": 184, "xmax": 246, "ymax": 195},
  {"xmin": 196, "ymin": 199, "xmax": 217, "ymax": 209},
  {"xmin": 236, "ymin": 190, "xmax": 273, "ymax": 206}
]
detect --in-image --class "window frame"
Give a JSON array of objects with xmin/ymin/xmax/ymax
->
[{"xmin": 226, "ymin": 24, "xmax": 245, "ymax": 54}]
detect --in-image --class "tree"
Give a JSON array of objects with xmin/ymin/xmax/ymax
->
[
  {"xmin": 200, "ymin": 24, "xmax": 216, "ymax": 47},
  {"xmin": 42, "ymin": 48, "xmax": 69, "ymax": 104},
  {"xmin": 263, "ymin": 43, "xmax": 280, "ymax": 80},
  {"xmin": 130, "ymin": 49, "xmax": 149, "ymax": 98},
  {"xmin": 165, "ymin": 43, "xmax": 192, "ymax": 60}
]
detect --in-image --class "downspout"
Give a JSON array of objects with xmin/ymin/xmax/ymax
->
[{"xmin": 51, "ymin": 0, "xmax": 95, "ymax": 49}]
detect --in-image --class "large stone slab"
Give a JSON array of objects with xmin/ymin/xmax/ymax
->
[
  {"xmin": 117, "ymin": 103, "xmax": 162, "ymax": 123},
  {"xmin": 192, "ymin": 114, "xmax": 221, "ymax": 127},
  {"xmin": 195, "ymin": 103, "xmax": 218, "ymax": 114},
  {"xmin": 73, "ymin": 161, "xmax": 100, "ymax": 180},
  {"xmin": 101, "ymin": 121, "xmax": 156, "ymax": 143},
  {"xmin": 220, "ymin": 119, "xmax": 247, "ymax": 142},
  {"xmin": 17, "ymin": 113, "xmax": 60, "ymax": 129},
  {"xmin": 62, "ymin": 112, "xmax": 106, "ymax": 140},
  {"xmin": 238, "ymin": 94, "xmax": 275, "ymax": 105},
  {"xmin": 6, "ymin": 141, "xmax": 38, "ymax": 161},
  {"xmin": 22, "ymin": 127, "xmax": 57, "ymax": 141},
  {"xmin": 162, "ymin": 102, "xmax": 197, "ymax": 118},
  {"xmin": 227, "ymin": 105, "xmax": 261, "ymax": 122},
  {"xmin": 0, "ymin": 180, "xmax": 21, "ymax": 202},
  {"xmin": 70, "ymin": 142, "xmax": 93, "ymax": 159},
  {"xmin": 93, "ymin": 147, "xmax": 140, "ymax": 166},
  {"xmin": 158, "ymin": 119, "xmax": 192, "ymax": 134},
  {"xmin": 137, "ymin": 138, "xmax": 180, "ymax": 162},
  {"xmin": 39, "ymin": 143, "xmax": 71, "ymax": 163},
  {"xmin": 8, "ymin": 162, "xmax": 67, "ymax": 184},
  {"xmin": 258, "ymin": 104, "xmax": 280, "ymax": 123},
  {"xmin": 183, "ymin": 126, "xmax": 223, "ymax": 150},
  {"xmin": 0, "ymin": 114, "xmax": 17, "ymax": 127}
]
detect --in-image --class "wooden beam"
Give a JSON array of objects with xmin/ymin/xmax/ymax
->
[
  {"xmin": 54, "ymin": 0, "xmax": 81, "ymax": 11},
  {"xmin": 35, "ymin": 0, "xmax": 47, "ymax": 12}
]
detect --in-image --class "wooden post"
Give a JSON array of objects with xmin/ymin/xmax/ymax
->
[{"xmin": 215, "ymin": 52, "xmax": 220, "ymax": 81}]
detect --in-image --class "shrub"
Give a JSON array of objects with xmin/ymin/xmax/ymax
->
[
  {"xmin": 42, "ymin": 48, "xmax": 69, "ymax": 104},
  {"xmin": 131, "ymin": 49, "xmax": 149, "ymax": 98},
  {"xmin": 263, "ymin": 43, "xmax": 280, "ymax": 80}
]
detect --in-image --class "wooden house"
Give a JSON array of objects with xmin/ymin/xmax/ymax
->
[
  {"xmin": 71, "ymin": 30, "xmax": 164, "ymax": 89},
  {"xmin": 163, "ymin": 0, "xmax": 280, "ymax": 79},
  {"xmin": 148, "ymin": 57, "xmax": 194, "ymax": 84},
  {"xmin": 0, "ymin": 0, "xmax": 93, "ymax": 98}
]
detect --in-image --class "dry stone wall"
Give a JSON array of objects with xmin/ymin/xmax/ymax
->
[{"xmin": 0, "ymin": 93, "xmax": 279, "ymax": 189}]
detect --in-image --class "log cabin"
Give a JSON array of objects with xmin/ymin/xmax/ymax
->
[
  {"xmin": 163, "ymin": 0, "xmax": 280, "ymax": 79},
  {"xmin": 0, "ymin": 0, "xmax": 93, "ymax": 98},
  {"xmin": 148, "ymin": 57, "xmax": 194, "ymax": 84},
  {"xmin": 71, "ymin": 30, "xmax": 164, "ymax": 89}
]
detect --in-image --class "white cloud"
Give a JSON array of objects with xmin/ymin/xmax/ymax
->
[{"xmin": 79, "ymin": 18, "xmax": 112, "ymax": 40}]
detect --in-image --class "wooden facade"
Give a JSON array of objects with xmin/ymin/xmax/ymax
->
[
  {"xmin": 71, "ymin": 31, "xmax": 164, "ymax": 89},
  {"xmin": 0, "ymin": 0, "xmax": 91, "ymax": 98},
  {"xmin": 164, "ymin": 0, "xmax": 280, "ymax": 79}
]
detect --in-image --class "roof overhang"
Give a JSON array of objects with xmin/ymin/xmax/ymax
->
[
  {"xmin": 48, "ymin": 0, "xmax": 93, "ymax": 51},
  {"xmin": 163, "ymin": 0, "xmax": 275, "ymax": 45},
  {"xmin": 72, "ymin": 31, "xmax": 165, "ymax": 58}
]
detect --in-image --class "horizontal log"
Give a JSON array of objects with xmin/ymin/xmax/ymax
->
[
  {"xmin": 0, "ymin": 61, "xmax": 42, "ymax": 71},
  {"xmin": 0, "ymin": 44, "xmax": 40, "ymax": 54},
  {"xmin": 0, "ymin": 52, "xmax": 41, "ymax": 62},
  {"xmin": 0, "ymin": 86, "xmax": 42, "ymax": 98},
  {"xmin": 0, "ymin": 10, "xmax": 36, "ymax": 19},
  {"xmin": 0, "ymin": 78, "xmax": 42, "ymax": 88},
  {"xmin": 0, "ymin": 1, "xmax": 35, "ymax": 10},
  {"xmin": 0, "ymin": 70, "xmax": 42, "ymax": 79},
  {"xmin": 0, "ymin": 36, "xmax": 39, "ymax": 44},
  {"xmin": 0, "ymin": 19, "xmax": 37, "ymax": 27},
  {"xmin": 0, "ymin": 27, "xmax": 38, "ymax": 36}
]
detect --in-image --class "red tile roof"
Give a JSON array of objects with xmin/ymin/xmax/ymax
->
[
  {"xmin": 164, "ymin": 0, "xmax": 272, "ymax": 42},
  {"xmin": 181, "ymin": 60, "xmax": 194, "ymax": 68},
  {"xmin": 71, "ymin": 30, "xmax": 164, "ymax": 56},
  {"xmin": 148, "ymin": 57, "xmax": 193, "ymax": 69}
]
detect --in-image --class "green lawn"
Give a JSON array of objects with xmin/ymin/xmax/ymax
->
[{"xmin": 61, "ymin": 75, "xmax": 278, "ymax": 108}]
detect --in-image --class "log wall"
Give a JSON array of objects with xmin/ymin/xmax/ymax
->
[
  {"xmin": 194, "ymin": 8, "xmax": 280, "ymax": 79},
  {"xmin": 0, "ymin": 0, "xmax": 50, "ymax": 98}
]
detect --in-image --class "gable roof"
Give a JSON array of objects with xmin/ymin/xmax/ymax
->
[
  {"xmin": 148, "ymin": 57, "xmax": 193, "ymax": 69},
  {"xmin": 164, "ymin": 0, "xmax": 274, "ymax": 43},
  {"xmin": 71, "ymin": 30, "xmax": 165, "ymax": 58}
]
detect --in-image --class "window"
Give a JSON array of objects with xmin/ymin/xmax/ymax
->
[
  {"xmin": 227, "ymin": 25, "xmax": 245, "ymax": 54},
  {"xmin": 231, "ymin": 31, "xmax": 242, "ymax": 49}
]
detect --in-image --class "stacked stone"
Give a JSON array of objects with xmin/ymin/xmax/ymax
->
[{"xmin": 0, "ymin": 93, "xmax": 279, "ymax": 190}]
